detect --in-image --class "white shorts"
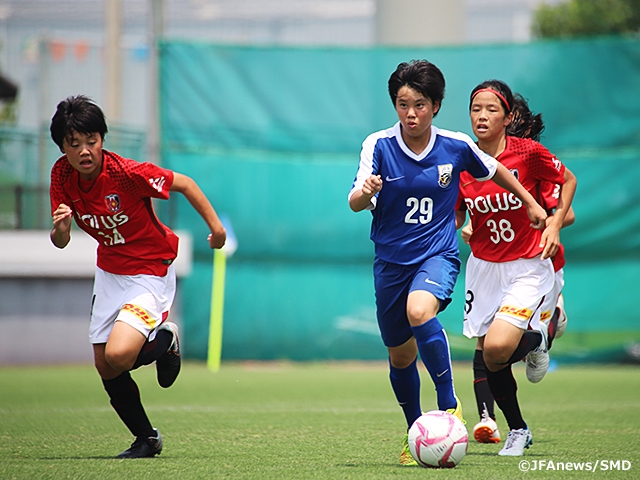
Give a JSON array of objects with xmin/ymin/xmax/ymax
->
[
  {"xmin": 89, "ymin": 265, "xmax": 176, "ymax": 344},
  {"xmin": 540, "ymin": 269, "xmax": 565, "ymax": 324},
  {"xmin": 463, "ymin": 254, "xmax": 555, "ymax": 339}
]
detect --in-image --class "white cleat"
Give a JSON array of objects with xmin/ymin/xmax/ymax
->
[
  {"xmin": 498, "ymin": 428, "xmax": 533, "ymax": 456},
  {"xmin": 526, "ymin": 321, "xmax": 549, "ymax": 383}
]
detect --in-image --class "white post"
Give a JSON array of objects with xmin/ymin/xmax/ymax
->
[
  {"xmin": 104, "ymin": 0, "xmax": 122, "ymax": 122},
  {"xmin": 148, "ymin": 0, "xmax": 164, "ymax": 165},
  {"xmin": 37, "ymin": 35, "xmax": 50, "ymax": 196}
]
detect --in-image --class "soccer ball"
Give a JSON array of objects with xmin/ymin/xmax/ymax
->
[{"xmin": 408, "ymin": 410, "xmax": 468, "ymax": 468}]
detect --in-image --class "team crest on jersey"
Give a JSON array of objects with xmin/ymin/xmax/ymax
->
[
  {"xmin": 438, "ymin": 164, "xmax": 453, "ymax": 188},
  {"xmin": 104, "ymin": 193, "xmax": 121, "ymax": 213},
  {"xmin": 509, "ymin": 168, "xmax": 519, "ymax": 180}
]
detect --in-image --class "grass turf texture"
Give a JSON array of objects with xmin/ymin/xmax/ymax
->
[{"xmin": 1, "ymin": 362, "xmax": 639, "ymax": 479}]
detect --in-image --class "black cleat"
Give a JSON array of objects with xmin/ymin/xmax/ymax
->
[
  {"xmin": 156, "ymin": 322, "xmax": 181, "ymax": 388},
  {"xmin": 116, "ymin": 429, "xmax": 163, "ymax": 459}
]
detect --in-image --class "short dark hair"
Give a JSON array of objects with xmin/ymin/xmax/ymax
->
[
  {"xmin": 50, "ymin": 95, "xmax": 107, "ymax": 152},
  {"xmin": 388, "ymin": 60, "xmax": 446, "ymax": 116}
]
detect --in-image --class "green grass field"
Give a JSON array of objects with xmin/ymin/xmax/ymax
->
[{"xmin": 1, "ymin": 361, "xmax": 639, "ymax": 479}]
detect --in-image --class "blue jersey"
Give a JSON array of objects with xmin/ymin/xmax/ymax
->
[{"xmin": 349, "ymin": 122, "xmax": 497, "ymax": 265}]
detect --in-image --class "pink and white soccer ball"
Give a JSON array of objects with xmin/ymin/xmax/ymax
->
[{"xmin": 408, "ymin": 410, "xmax": 468, "ymax": 468}]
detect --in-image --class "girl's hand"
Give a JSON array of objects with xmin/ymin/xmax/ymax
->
[
  {"xmin": 461, "ymin": 223, "xmax": 473, "ymax": 245},
  {"xmin": 52, "ymin": 204, "xmax": 73, "ymax": 232},
  {"xmin": 362, "ymin": 175, "xmax": 383, "ymax": 197},
  {"xmin": 207, "ymin": 227, "xmax": 227, "ymax": 249},
  {"xmin": 527, "ymin": 202, "xmax": 547, "ymax": 230}
]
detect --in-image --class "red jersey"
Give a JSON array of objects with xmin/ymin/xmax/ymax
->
[
  {"xmin": 539, "ymin": 180, "xmax": 566, "ymax": 272},
  {"xmin": 50, "ymin": 150, "xmax": 179, "ymax": 276},
  {"xmin": 456, "ymin": 136, "xmax": 565, "ymax": 263}
]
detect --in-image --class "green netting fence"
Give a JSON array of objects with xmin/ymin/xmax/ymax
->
[
  {"xmin": 0, "ymin": 125, "xmax": 146, "ymax": 229},
  {"xmin": 157, "ymin": 37, "xmax": 639, "ymax": 363}
]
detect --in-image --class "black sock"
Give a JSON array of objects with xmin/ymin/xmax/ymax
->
[
  {"xmin": 506, "ymin": 331, "xmax": 542, "ymax": 365},
  {"xmin": 473, "ymin": 349, "xmax": 495, "ymax": 420},
  {"xmin": 547, "ymin": 308, "xmax": 559, "ymax": 350},
  {"xmin": 132, "ymin": 329, "xmax": 172, "ymax": 370},
  {"xmin": 485, "ymin": 365, "xmax": 526, "ymax": 431},
  {"xmin": 102, "ymin": 371, "xmax": 155, "ymax": 438}
]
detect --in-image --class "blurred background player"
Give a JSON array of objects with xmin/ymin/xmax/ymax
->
[
  {"xmin": 462, "ymin": 94, "xmax": 575, "ymax": 446},
  {"xmin": 49, "ymin": 95, "xmax": 226, "ymax": 458},
  {"xmin": 348, "ymin": 60, "xmax": 548, "ymax": 465},
  {"xmin": 511, "ymin": 95, "xmax": 573, "ymax": 344},
  {"xmin": 455, "ymin": 80, "xmax": 577, "ymax": 456}
]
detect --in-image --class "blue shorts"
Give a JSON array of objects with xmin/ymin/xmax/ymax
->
[{"xmin": 374, "ymin": 254, "xmax": 460, "ymax": 348}]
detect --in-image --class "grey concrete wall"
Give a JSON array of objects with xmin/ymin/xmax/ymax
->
[
  {"xmin": 0, "ymin": 230, "xmax": 190, "ymax": 365},
  {"xmin": 0, "ymin": 277, "xmax": 95, "ymax": 364}
]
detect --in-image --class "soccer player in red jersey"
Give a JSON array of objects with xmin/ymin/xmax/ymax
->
[
  {"xmin": 455, "ymin": 81, "xmax": 577, "ymax": 456},
  {"xmin": 461, "ymin": 95, "xmax": 575, "ymax": 447},
  {"xmin": 49, "ymin": 95, "xmax": 226, "ymax": 458},
  {"xmin": 508, "ymin": 95, "xmax": 573, "ymax": 344},
  {"xmin": 537, "ymin": 181, "xmax": 572, "ymax": 342}
]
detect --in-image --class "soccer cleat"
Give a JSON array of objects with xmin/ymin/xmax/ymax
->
[
  {"xmin": 526, "ymin": 321, "xmax": 549, "ymax": 383},
  {"xmin": 400, "ymin": 433, "xmax": 418, "ymax": 466},
  {"xmin": 498, "ymin": 428, "xmax": 533, "ymax": 456},
  {"xmin": 116, "ymin": 429, "xmax": 163, "ymax": 459},
  {"xmin": 156, "ymin": 322, "xmax": 181, "ymax": 388},
  {"xmin": 446, "ymin": 395, "xmax": 466, "ymax": 425},
  {"xmin": 555, "ymin": 294, "xmax": 567, "ymax": 339},
  {"xmin": 473, "ymin": 405, "xmax": 500, "ymax": 444}
]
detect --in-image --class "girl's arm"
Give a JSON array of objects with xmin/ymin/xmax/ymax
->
[
  {"xmin": 170, "ymin": 172, "xmax": 226, "ymax": 249},
  {"xmin": 491, "ymin": 162, "xmax": 547, "ymax": 230}
]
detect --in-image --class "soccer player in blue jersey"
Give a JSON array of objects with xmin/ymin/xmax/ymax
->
[{"xmin": 348, "ymin": 60, "xmax": 548, "ymax": 465}]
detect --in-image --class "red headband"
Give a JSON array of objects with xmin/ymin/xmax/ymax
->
[{"xmin": 471, "ymin": 88, "xmax": 511, "ymax": 112}]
